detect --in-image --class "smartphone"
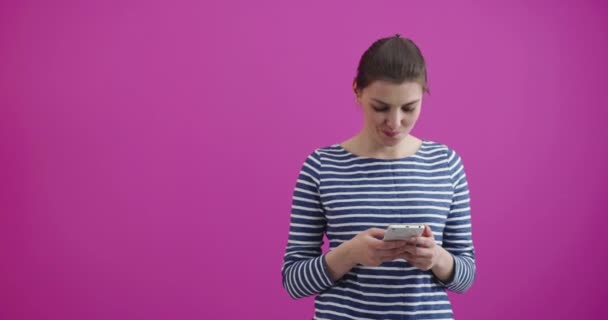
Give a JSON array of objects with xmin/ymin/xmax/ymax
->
[{"xmin": 383, "ymin": 224, "xmax": 425, "ymax": 241}]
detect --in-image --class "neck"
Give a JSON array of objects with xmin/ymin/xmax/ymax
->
[{"xmin": 352, "ymin": 131, "xmax": 419, "ymax": 159}]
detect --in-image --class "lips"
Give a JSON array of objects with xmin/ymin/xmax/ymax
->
[{"xmin": 383, "ymin": 131, "xmax": 400, "ymax": 137}]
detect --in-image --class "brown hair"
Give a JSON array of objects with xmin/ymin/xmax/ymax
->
[{"xmin": 354, "ymin": 34, "xmax": 429, "ymax": 94}]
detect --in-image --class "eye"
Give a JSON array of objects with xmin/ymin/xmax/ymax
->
[
  {"xmin": 372, "ymin": 105, "xmax": 389, "ymax": 112},
  {"xmin": 402, "ymin": 104, "xmax": 417, "ymax": 112}
]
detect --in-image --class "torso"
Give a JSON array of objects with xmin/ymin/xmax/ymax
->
[{"xmin": 312, "ymin": 140, "xmax": 455, "ymax": 319}]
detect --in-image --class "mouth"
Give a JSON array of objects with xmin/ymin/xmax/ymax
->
[{"xmin": 382, "ymin": 130, "xmax": 400, "ymax": 138}]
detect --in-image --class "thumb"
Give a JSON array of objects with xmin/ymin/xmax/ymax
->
[
  {"xmin": 422, "ymin": 224, "xmax": 434, "ymax": 239},
  {"xmin": 367, "ymin": 227, "xmax": 386, "ymax": 239}
]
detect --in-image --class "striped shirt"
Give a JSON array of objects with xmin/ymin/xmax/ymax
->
[{"xmin": 282, "ymin": 140, "xmax": 475, "ymax": 320}]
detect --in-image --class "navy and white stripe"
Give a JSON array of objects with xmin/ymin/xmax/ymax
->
[{"xmin": 282, "ymin": 140, "xmax": 475, "ymax": 320}]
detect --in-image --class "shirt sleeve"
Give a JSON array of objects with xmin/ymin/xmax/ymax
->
[
  {"xmin": 281, "ymin": 150, "xmax": 335, "ymax": 299},
  {"xmin": 435, "ymin": 148, "xmax": 476, "ymax": 293}
]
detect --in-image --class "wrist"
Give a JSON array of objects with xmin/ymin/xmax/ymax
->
[
  {"xmin": 432, "ymin": 247, "xmax": 454, "ymax": 280},
  {"xmin": 341, "ymin": 239, "xmax": 358, "ymax": 267},
  {"xmin": 325, "ymin": 239, "xmax": 358, "ymax": 282},
  {"xmin": 438, "ymin": 246, "xmax": 452, "ymax": 266}
]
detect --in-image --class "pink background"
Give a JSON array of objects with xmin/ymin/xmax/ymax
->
[{"xmin": 1, "ymin": 1, "xmax": 607, "ymax": 319}]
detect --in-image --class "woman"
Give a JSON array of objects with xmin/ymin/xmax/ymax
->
[{"xmin": 282, "ymin": 34, "xmax": 475, "ymax": 320}]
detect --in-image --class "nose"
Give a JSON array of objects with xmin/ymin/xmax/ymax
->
[{"xmin": 385, "ymin": 110, "xmax": 403, "ymax": 131}]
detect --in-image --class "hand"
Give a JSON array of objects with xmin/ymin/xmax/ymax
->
[
  {"xmin": 346, "ymin": 228, "xmax": 408, "ymax": 267},
  {"xmin": 400, "ymin": 225, "xmax": 445, "ymax": 271}
]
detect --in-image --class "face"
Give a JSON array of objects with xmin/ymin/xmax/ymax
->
[{"xmin": 354, "ymin": 80, "xmax": 424, "ymax": 147}]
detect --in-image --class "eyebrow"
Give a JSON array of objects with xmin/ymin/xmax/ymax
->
[{"xmin": 371, "ymin": 98, "xmax": 420, "ymax": 107}]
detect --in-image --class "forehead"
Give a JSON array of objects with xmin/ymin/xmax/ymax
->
[{"xmin": 364, "ymin": 80, "xmax": 423, "ymax": 105}]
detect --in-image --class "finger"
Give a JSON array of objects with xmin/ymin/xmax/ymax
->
[
  {"xmin": 381, "ymin": 248, "xmax": 409, "ymax": 262},
  {"xmin": 403, "ymin": 244, "xmax": 420, "ymax": 256},
  {"xmin": 407, "ymin": 236, "xmax": 418, "ymax": 246},
  {"xmin": 402, "ymin": 244, "xmax": 417, "ymax": 255},
  {"xmin": 378, "ymin": 240, "xmax": 408, "ymax": 250},
  {"xmin": 411, "ymin": 247, "xmax": 434, "ymax": 258},
  {"xmin": 413, "ymin": 237, "xmax": 435, "ymax": 248},
  {"xmin": 405, "ymin": 256, "xmax": 428, "ymax": 270},
  {"xmin": 396, "ymin": 246, "xmax": 414, "ymax": 259},
  {"xmin": 376, "ymin": 246, "xmax": 405, "ymax": 255},
  {"xmin": 379, "ymin": 252, "xmax": 398, "ymax": 262},
  {"xmin": 422, "ymin": 224, "xmax": 435, "ymax": 239},
  {"xmin": 381, "ymin": 243, "xmax": 411, "ymax": 257},
  {"xmin": 401, "ymin": 252, "xmax": 415, "ymax": 263},
  {"xmin": 387, "ymin": 246, "xmax": 410, "ymax": 256},
  {"xmin": 403, "ymin": 243, "xmax": 434, "ymax": 258},
  {"xmin": 364, "ymin": 231, "xmax": 387, "ymax": 248}
]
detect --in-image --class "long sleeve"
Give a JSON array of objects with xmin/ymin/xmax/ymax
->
[
  {"xmin": 437, "ymin": 148, "xmax": 476, "ymax": 293},
  {"xmin": 281, "ymin": 151, "xmax": 334, "ymax": 299}
]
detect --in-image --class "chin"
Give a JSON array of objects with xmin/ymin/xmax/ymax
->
[{"xmin": 378, "ymin": 136, "xmax": 403, "ymax": 147}]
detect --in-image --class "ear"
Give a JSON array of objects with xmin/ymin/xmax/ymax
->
[{"xmin": 353, "ymin": 80, "xmax": 361, "ymax": 104}]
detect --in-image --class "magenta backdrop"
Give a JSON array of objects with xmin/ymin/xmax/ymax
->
[{"xmin": 1, "ymin": 0, "xmax": 607, "ymax": 319}]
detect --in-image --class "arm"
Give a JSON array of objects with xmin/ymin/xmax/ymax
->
[
  {"xmin": 436, "ymin": 149, "xmax": 476, "ymax": 293},
  {"xmin": 281, "ymin": 151, "xmax": 334, "ymax": 299}
]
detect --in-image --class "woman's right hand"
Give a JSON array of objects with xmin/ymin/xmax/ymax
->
[{"xmin": 346, "ymin": 228, "xmax": 408, "ymax": 267}]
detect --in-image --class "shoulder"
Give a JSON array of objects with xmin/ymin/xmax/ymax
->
[
  {"xmin": 421, "ymin": 140, "xmax": 464, "ymax": 165},
  {"xmin": 422, "ymin": 139, "xmax": 454, "ymax": 155},
  {"xmin": 422, "ymin": 141, "xmax": 469, "ymax": 189},
  {"xmin": 298, "ymin": 144, "xmax": 341, "ymax": 168},
  {"xmin": 304, "ymin": 144, "xmax": 347, "ymax": 162},
  {"xmin": 315, "ymin": 144, "xmax": 344, "ymax": 155}
]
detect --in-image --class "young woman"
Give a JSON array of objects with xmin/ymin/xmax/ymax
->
[{"xmin": 282, "ymin": 34, "xmax": 475, "ymax": 320}]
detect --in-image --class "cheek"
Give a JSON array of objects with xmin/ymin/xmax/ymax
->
[
  {"xmin": 404, "ymin": 112, "xmax": 422, "ymax": 126},
  {"xmin": 365, "ymin": 112, "xmax": 384, "ymax": 125},
  {"xmin": 374, "ymin": 114, "xmax": 387, "ymax": 125}
]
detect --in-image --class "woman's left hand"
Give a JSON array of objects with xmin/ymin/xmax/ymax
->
[{"xmin": 400, "ymin": 224, "xmax": 443, "ymax": 271}]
